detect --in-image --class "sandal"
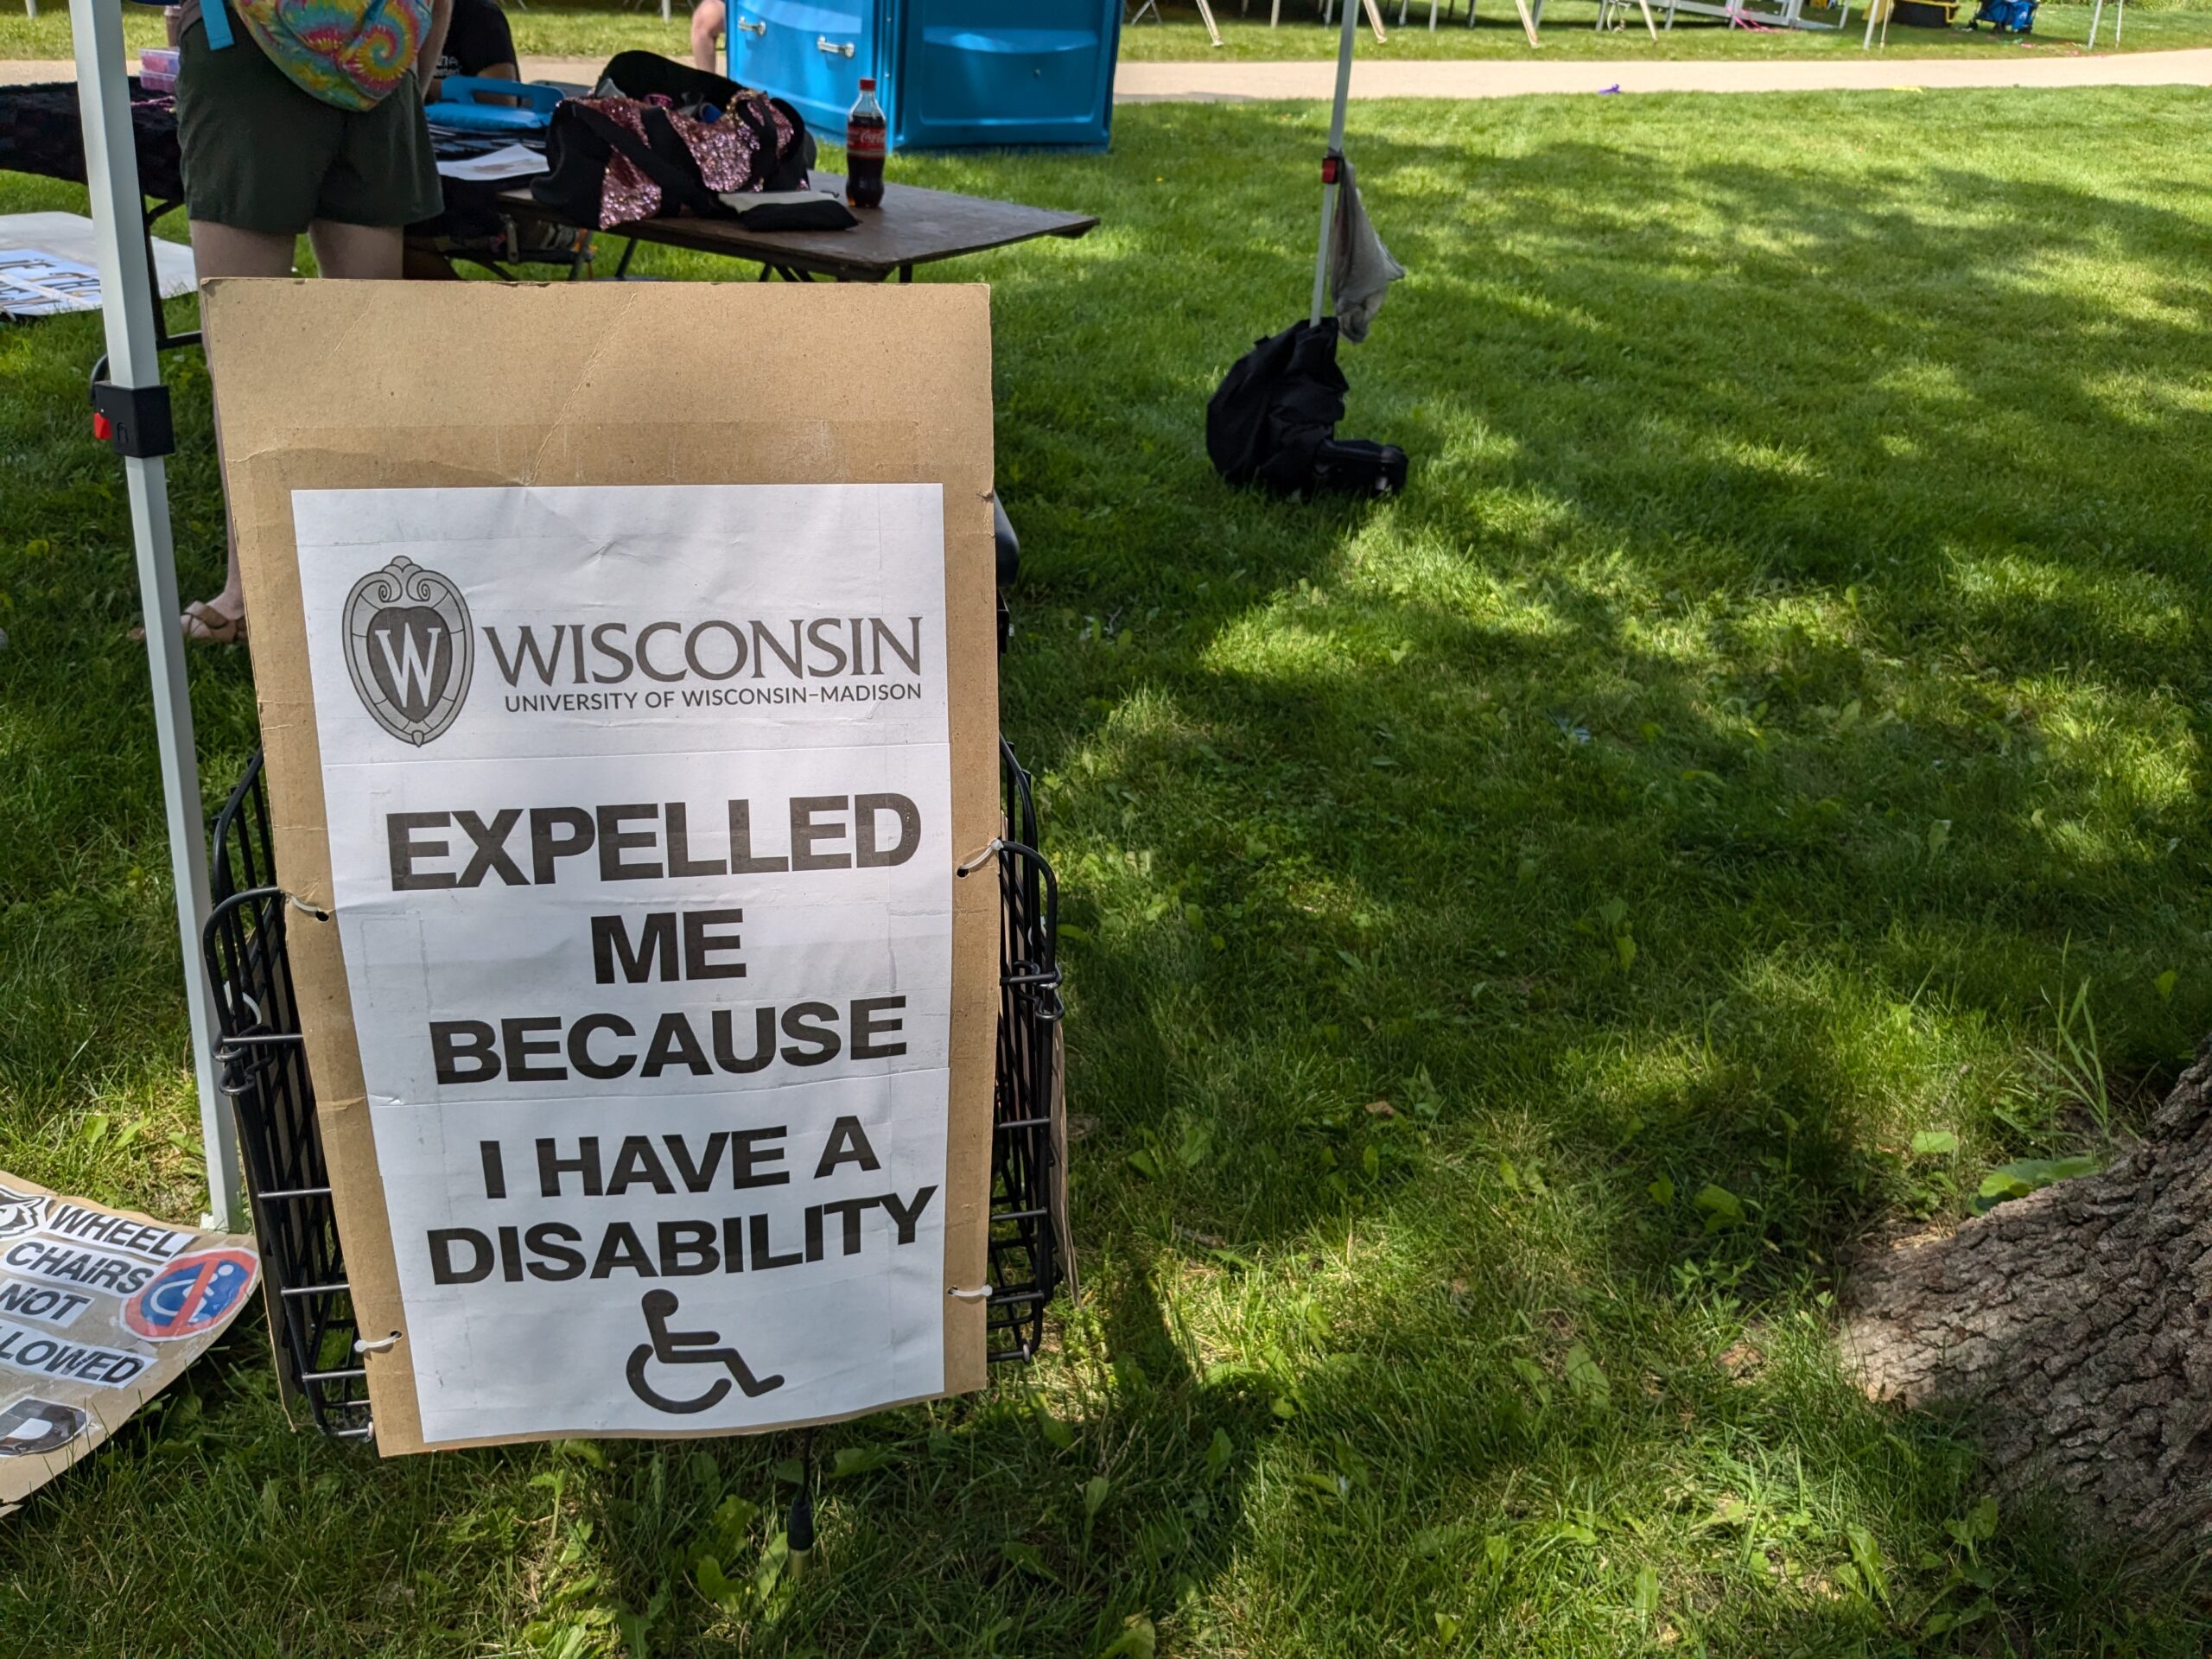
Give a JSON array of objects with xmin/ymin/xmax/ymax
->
[
  {"xmin": 132, "ymin": 601, "xmax": 248, "ymax": 646},
  {"xmin": 181, "ymin": 601, "xmax": 246, "ymax": 645},
  {"xmin": 182, "ymin": 601, "xmax": 246, "ymax": 645},
  {"xmin": 130, "ymin": 601, "xmax": 245, "ymax": 645}
]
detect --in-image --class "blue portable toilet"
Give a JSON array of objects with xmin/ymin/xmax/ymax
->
[{"xmin": 724, "ymin": 0, "xmax": 1121, "ymax": 152}]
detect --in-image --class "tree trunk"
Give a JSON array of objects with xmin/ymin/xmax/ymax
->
[{"xmin": 1840, "ymin": 1044, "xmax": 2212, "ymax": 1559}]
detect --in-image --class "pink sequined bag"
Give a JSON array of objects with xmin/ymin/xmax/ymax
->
[{"xmin": 531, "ymin": 74, "xmax": 810, "ymax": 230}]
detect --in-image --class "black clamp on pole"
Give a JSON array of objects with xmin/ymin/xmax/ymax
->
[{"xmin": 89, "ymin": 372, "xmax": 176, "ymax": 460}]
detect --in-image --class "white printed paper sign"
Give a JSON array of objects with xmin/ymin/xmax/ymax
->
[{"xmin": 295, "ymin": 484, "xmax": 959, "ymax": 1446}]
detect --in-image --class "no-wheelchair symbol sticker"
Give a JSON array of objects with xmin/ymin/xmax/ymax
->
[{"xmin": 123, "ymin": 1249, "xmax": 259, "ymax": 1342}]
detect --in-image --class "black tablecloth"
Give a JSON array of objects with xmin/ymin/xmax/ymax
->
[
  {"xmin": 0, "ymin": 79, "xmax": 186, "ymax": 203},
  {"xmin": 0, "ymin": 79, "xmax": 521, "ymax": 240}
]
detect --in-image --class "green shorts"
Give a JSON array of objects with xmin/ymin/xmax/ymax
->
[{"xmin": 175, "ymin": 21, "xmax": 442, "ymax": 235}]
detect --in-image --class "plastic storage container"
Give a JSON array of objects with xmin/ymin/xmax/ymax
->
[
  {"xmin": 725, "ymin": 0, "xmax": 1119, "ymax": 152},
  {"xmin": 138, "ymin": 47, "xmax": 180, "ymax": 94}
]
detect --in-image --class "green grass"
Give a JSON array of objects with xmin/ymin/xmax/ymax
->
[
  {"xmin": 6, "ymin": 0, "xmax": 2212, "ymax": 60},
  {"xmin": 6, "ymin": 86, "xmax": 2212, "ymax": 1655}
]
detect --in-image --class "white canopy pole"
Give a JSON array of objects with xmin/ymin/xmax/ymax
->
[
  {"xmin": 1309, "ymin": 0, "xmax": 1358, "ymax": 327},
  {"xmin": 68, "ymin": 0, "xmax": 245, "ymax": 1230}
]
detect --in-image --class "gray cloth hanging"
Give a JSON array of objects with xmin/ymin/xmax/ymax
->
[{"xmin": 1327, "ymin": 157, "xmax": 1405, "ymax": 345}]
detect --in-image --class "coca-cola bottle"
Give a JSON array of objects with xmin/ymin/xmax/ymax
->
[{"xmin": 845, "ymin": 79, "xmax": 887, "ymax": 210}]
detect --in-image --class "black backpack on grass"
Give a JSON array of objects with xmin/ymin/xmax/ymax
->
[{"xmin": 1207, "ymin": 320, "xmax": 1408, "ymax": 499}]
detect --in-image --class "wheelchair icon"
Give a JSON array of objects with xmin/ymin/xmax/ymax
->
[{"xmin": 625, "ymin": 1288, "xmax": 785, "ymax": 1414}]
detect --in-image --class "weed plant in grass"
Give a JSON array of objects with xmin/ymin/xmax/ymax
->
[{"xmin": 4, "ymin": 88, "xmax": 2212, "ymax": 1656}]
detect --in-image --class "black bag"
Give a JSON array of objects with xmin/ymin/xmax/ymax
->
[
  {"xmin": 593, "ymin": 49, "xmax": 756, "ymax": 107},
  {"xmin": 594, "ymin": 52, "xmax": 813, "ymax": 192},
  {"xmin": 1206, "ymin": 319, "xmax": 1407, "ymax": 499},
  {"xmin": 531, "ymin": 53, "xmax": 813, "ymax": 228},
  {"xmin": 1310, "ymin": 436, "xmax": 1408, "ymax": 497}
]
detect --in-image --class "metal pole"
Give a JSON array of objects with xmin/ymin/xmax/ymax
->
[
  {"xmin": 1309, "ymin": 0, "xmax": 1357, "ymax": 327},
  {"xmin": 68, "ymin": 0, "xmax": 245, "ymax": 1231}
]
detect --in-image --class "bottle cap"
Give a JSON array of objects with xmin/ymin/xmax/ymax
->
[{"xmin": 859, "ymin": 77, "xmax": 875, "ymax": 90}]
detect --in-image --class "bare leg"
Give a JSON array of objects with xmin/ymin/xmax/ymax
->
[
  {"xmin": 690, "ymin": 0, "xmax": 725, "ymax": 71},
  {"xmin": 190, "ymin": 220, "xmax": 296, "ymax": 281},
  {"xmin": 306, "ymin": 219, "xmax": 405, "ymax": 280},
  {"xmin": 174, "ymin": 219, "xmax": 403, "ymax": 640},
  {"xmin": 181, "ymin": 220, "xmax": 295, "ymax": 639}
]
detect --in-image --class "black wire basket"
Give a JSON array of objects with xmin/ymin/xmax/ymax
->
[
  {"xmin": 203, "ymin": 757, "xmax": 372, "ymax": 1440},
  {"xmin": 982, "ymin": 739, "xmax": 1065, "ymax": 1364},
  {"xmin": 202, "ymin": 741, "xmax": 1065, "ymax": 1443}
]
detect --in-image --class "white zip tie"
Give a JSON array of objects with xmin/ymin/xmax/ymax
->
[
  {"xmin": 954, "ymin": 838, "xmax": 1004, "ymax": 877},
  {"xmin": 284, "ymin": 892, "xmax": 331, "ymax": 923},
  {"xmin": 354, "ymin": 1332, "xmax": 402, "ymax": 1354},
  {"xmin": 947, "ymin": 1285, "xmax": 992, "ymax": 1302}
]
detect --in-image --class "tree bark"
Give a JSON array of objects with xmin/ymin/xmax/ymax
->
[{"xmin": 1840, "ymin": 1044, "xmax": 2212, "ymax": 1559}]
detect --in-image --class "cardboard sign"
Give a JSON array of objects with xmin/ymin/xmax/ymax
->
[
  {"xmin": 204, "ymin": 281, "xmax": 1000, "ymax": 1452},
  {"xmin": 0, "ymin": 1173, "xmax": 258, "ymax": 1514}
]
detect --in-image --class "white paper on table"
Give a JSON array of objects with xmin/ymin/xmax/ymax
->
[{"xmin": 435, "ymin": 143, "xmax": 551, "ymax": 182}]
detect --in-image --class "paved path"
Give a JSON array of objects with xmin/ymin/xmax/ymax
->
[
  {"xmin": 1111, "ymin": 46, "xmax": 2212, "ymax": 98},
  {"xmin": 7, "ymin": 47, "xmax": 2211, "ymax": 97}
]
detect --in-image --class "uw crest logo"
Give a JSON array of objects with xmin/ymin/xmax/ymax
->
[
  {"xmin": 343, "ymin": 556, "xmax": 474, "ymax": 746},
  {"xmin": 0, "ymin": 1184, "xmax": 46, "ymax": 1241}
]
